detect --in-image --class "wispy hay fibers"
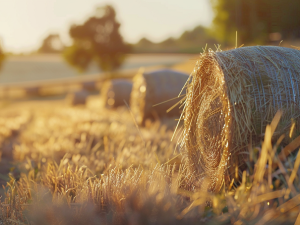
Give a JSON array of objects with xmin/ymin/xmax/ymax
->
[
  {"xmin": 130, "ymin": 69, "xmax": 189, "ymax": 125},
  {"xmin": 101, "ymin": 79, "xmax": 133, "ymax": 108},
  {"xmin": 181, "ymin": 46, "xmax": 300, "ymax": 193}
]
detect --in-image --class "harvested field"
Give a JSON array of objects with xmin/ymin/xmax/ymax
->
[
  {"xmin": 0, "ymin": 54, "xmax": 194, "ymax": 83},
  {"xmin": 0, "ymin": 55, "xmax": 299, "ymax": 224}
]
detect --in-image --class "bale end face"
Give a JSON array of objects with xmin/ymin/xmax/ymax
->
[{"xmin": 182, "ymin": 54, "xmax": 232, "ymax": 192}]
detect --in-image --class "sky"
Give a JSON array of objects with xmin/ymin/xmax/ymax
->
[{"xmin": 0, "ymin": 0, "xmax": 213, "ymax": 53}]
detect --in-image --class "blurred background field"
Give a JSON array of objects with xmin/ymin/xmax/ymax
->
[{"xmin": 0, "ymin": 54, "xmax": 195, "ymax": 83}]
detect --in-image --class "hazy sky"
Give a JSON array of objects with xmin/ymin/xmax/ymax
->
[{"xmin": 0, "ymin": 0, "xmax": 213, "ymax": 53}]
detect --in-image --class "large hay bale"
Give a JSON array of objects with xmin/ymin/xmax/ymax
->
[
  {"xmin": 65, "ymin": 90, "xmax": 89, "ymax": 106},
  {"xmin": 101, "ymin": 79, "xmax": 133, "ymax": 108},
  {"xmin": 130, "ymin": 69, "xmax": 189, "ymax": 125},
  {"xmin": 181, "ymin": 46, "xmax": 300, "ymax": 192}
]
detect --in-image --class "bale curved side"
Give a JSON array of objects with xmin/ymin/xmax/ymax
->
[
  {"xmin": 66, "ymin": 90, "xmax": 89, "ymax": 106},
  {"xmin": 130, "ymin": 69, "xmax": 189, "ymax": 125},
  {"xmin": 101, "ymin": 79, "xmax": 133, "ymax": 108},
  {"xmin": 181, "ymin": 46, "xmax": 300, "ymax": 193},
  {"xmin": 82, "ymin": 81, "xmax": 97, "ymax": 92},
  {"xmin": 25, "ymin": 86, "xmax": 40, "ymax": 96}
]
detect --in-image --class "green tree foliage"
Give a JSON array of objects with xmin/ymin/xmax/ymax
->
[
  {"xmin": 63, "ymin": 5, "xmax": 131, "ymax": 72},
  {"xmin": 210, "ymin": 0, "xmax": 300, "ymax": 46},
  {"xmin": 279, "ymin": 0, "xmax": 300, "ymax": 38},
  {"xmin": 38, "ymin": 34, "xmax": 64, "ymax": 53},
  {"xmin": 178, "ymin": 25, "xmax": 216, "ymax": 46},
  {"xmin": 134, "ymin": 38, "xmax": 156, "ymax": 53},
  {"xmin": 179, "ymin": 26, "xmax": 208, "ymax": 43}
]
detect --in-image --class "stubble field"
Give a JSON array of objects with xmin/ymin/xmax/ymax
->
[{"xmin": 0, "ymin": 57, "xmax": 299, "ymax": 224}]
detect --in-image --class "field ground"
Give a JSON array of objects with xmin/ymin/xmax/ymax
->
[
  {"xmin": 0, "ymin": 54, "xmax": 197, "ymax": 100},
  {"xmin": 0, "ymin": 59, "xmax": 299, "ymax": 224},
  {"xmin": 0, "ymin": 54, "xmax": 197, "ymax": 84},
  {"xmin": 0, "ymin": 90, "xmax": 298, "ymax": 224},
  {"xmin": 0, "ymin": 95, "xmax": 189, "ymax": 224}
]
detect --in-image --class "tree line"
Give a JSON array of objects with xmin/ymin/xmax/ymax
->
[{"xmin": 211, "ymin": 0, "xmax": 300, "ymax": 46}]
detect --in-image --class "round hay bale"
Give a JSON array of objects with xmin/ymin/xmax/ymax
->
[
  {"xmin": 82, "ymin": 81, "xmax": 96, "ymax": 92},
  {"xmin": 101, "ymin": 79, "xmax": 133, "ymax": 108},
  {"xmin": 181, "ymin": 46, "xmax": 300, "ymax": 192},
  {"xmin": 66, "ymin": 90, "xmax": 89, "ymax": 106},
  {"xmin": 25, "ymin": 86, "xmax": 40, "ymax": 96},
  {"xmin": 130, "ymin": 69, "xmax": 189, "ymax": 125}
]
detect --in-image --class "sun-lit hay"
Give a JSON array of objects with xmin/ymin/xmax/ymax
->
[
  {"xmin": 130, "ymin": 69, "xmax": 189, "ymax": 125},
  {"xmin": 4, "ymin": 113, "xmax": 300, "ymax": 225},
  {"xmin": 0, "ymin": 109, "xmax": 30, "ymax": 158},
  {"xmin": 65, "ymin": 90, "xmax": 89, "ymax": 106},
  {"xmin": 181, "ymin": 46, "xmax": 300, "ymax": 193},
  {"xmin": 1, "ymin": 93, "xmax": 300, "ymax": 224},
  {"xmin": 12, "ymin": 101, "xmax": 179, "ymax": 174},
  {"xmin": 1, "ymin": 160, "xmax": 198, "ymax": 225},
  {"xmin": 101, "ymin": 79, "xmax": 133, "ymax": 108}
]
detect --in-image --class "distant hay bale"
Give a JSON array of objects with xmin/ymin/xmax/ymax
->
[
  {"xmin": 66, "ymin": 90, "xmax": 89, "ymax": 106},
  {"xmin": 82, "ymin": 81, "xmax": 97, "ymax": 92},
  {"xmin": 181, "ymin": 46, "xmax": 300, "ymax": 193},
  {"xmin": 25, "ymin": 86, "xmax": 40, "ymax": 96},
  {"xmin": 130, "ymin": 69, "xmax": 189, "ymax": 125},
  {"xmin": 101, "ymin": 79, "xmax": 133, "ymax": 108}
]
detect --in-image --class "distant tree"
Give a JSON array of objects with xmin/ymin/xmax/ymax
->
[
  {"xmin": 178, "ymin": 25, "xmax": 216, "ymax": 46},
  {"xmin": 38, "ymin": 34, "xmax": 64, "ymax": 53},
  {"xmin": 210, "ymin": 0, "xmax": 263, "ymax": 46},
  {"xmin": 0, "ymin": 44, "xmax": 5, "ymax": 70},
  {"xmin": 63, "ymin": 5, "xmax": 131, "ymax": 72},
  {"xmin": 179, "ymin": 26, "xmax": 207, "ymax": 43},
  {"xmin": 133, "ymin": 26, "xmax": 216, "ymax": 53},
  {"xmin": 63, "ymin": 43, "xmax": 93, "ymax": 72},
  {"xmin": 133, "ymin": 37, "xmax": 157, "ymax": 53}
]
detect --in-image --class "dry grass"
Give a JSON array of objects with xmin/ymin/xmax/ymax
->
[
  {"xmin": 0, "ymin": 97, "xmax": 298, "ymax": 225},
  {"xmin": 0, "ymin": 59, "xmax": 299, "ymax": 224},
  {"xmin": 12, "ymin": 98, "xmax": 179, "ymax": 173}
]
